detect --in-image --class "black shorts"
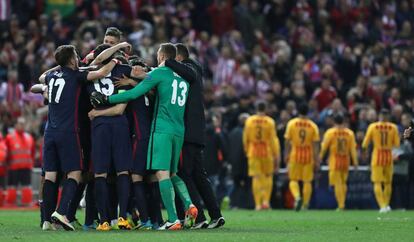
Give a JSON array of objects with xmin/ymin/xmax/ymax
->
[
  {"xmin": 132, "ymin": 138, "xmax": 149, "ymax": 175},
  {"xmin": 8, "ymin": 169, "xmax": 31, "ymax": 186},
  {"xmin": 43, "ymin": 131, "xmax": 83, "ymax": 173},
  {"xmin": 91, "ymin": 122, "xmax": 132, "ymax": 174}
]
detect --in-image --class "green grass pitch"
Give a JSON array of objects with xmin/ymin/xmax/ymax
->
[{"xmin": 0, "ymin": 210, "xmax": 413, "ymax": 242}]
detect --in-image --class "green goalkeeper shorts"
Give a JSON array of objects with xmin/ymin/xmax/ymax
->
[{"xmin": 147, "ymin": 132, "xmax": 184, "ymax": 173}]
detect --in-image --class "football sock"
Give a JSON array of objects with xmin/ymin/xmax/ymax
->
[
  {"xmin": 21, "ymin": 187, "xmax": 33, "ymax": 205},
  {"xmin": 289, "ymin": 181, "xmax": 301, "ymax": 200},
  {"xmin": 148, "ymin": 182, "xmax": 163, "ymax": 224},
  {"xmin": 95, "ymin": 177, "xmax": 109, "ymax": 223},
  {"xmin": 383, "ymin": 183, "xmax": 392, "ymax": 206},
  {"xmin": 117, "ymin": 174, "xmax": 130, "ymax": 219},
  {"xmin": 6, "ymin": 188, "xmax": 17, "ymax": 205},
  {"xmin": 107, "ymin": 180, "xmax": 118, "ymax": 221},
  {"xmin": 159, "ymin": 179, "xmax": 178, "ymax": 222},
  {"xmin": 171, "ymin": 175, "xmax": 192, "ymax": 210},
  {"xmin": 334, "ymin": 183, "xmax": 345, "ymax": 209},
  {"xmin": 133, "ymin": 181, "xmax": 149, "ymax": 222},
  {"xmin": 373, "ymin": 182, "xmax": 385, "ymax": 208},
  {"xmin": 85, "ymin": 181, "xmax": 98, "ymax": 226},
  {"xmin": 252, "ymin": 176, "xmax": 262, "ymax": 207},
  {"xmin": 262, "ymin": 175, "xmax": 273, "ymax": 205},
  {"xmin": 303, "ymin": 182, "xmax": 312, "ymax": 207},
  {"xmin": 67, "ymin": 182, "xmax": 85, "ymax": 222},
  {"xmin": 42, "ymin": 180, "xmax": 58, "ymax": 222},
  {"xmin": 56, "ymin": 178, "xmax": 78, "ymax": 215}
]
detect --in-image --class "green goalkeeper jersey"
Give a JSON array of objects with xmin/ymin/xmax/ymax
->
[{"xmin": 109, "ymin": 66, "xmax": 189, "ymax": 137}]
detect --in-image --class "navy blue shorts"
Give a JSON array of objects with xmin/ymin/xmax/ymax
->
[
  {"xmin": 43, "ymin": 131, "xmax": 83, "ymax": 173},
  {"xmin": 132, "ymin": 138, "xmax": 149, "ymax": 175},
  {"xmin": 91, "ymin": 122, "xmax": 132, "ymax": 174}
]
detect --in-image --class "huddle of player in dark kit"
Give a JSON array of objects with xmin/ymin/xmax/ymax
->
[{"xmin": 33, "ymin": 27, "xmax": 225, "ymax": 231}]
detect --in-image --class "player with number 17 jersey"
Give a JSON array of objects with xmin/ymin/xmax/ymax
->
[{"xmin": 43, "ymin": 67, "xmax": 88, "ymax": 172}]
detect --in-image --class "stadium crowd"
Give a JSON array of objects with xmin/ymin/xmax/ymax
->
[{"xmin": 0, "ymin": 0, "xmax": 414, "ymax": 210}]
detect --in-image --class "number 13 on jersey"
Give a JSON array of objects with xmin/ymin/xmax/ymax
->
[{"xmin": 171, "ymin": 79, "xmax": 188, "ymax": 106}]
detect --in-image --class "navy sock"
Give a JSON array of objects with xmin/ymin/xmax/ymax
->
[
  {"xmin": 85, "ymin": 181, "xmax": 98, "ymax": 226},
  {"xmin": 42, "ymin": 180, "xmax": 58, "ymax": 222},
  {"xmin": 107, "ymin": 180, "xmax": 118, "ymax": 221},
  {"xmin": 67, "ymin": 182, "xmax": 85, "ymax": 222},
  {"xmin": 133, "ymin": 181, "xmax": 149, "ymax": 222},
  {"xmin": 117, "ymin": 174, "xmax": 130, "ymax": 219},
  {"xmin": 148, "ymin": 182, "xmax": 163, "ymax": 224},
  {"xmin": 56, "ymin": 178, "xmax": 78, "ymax": 216},
  {"xmin": 95, "ymin": 177, "xmax": 109, "ymax": 224}
]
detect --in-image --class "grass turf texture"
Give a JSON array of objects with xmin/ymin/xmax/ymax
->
[{"xmin": 0, "ymin": 210, "xmax": 413, "ymax": 242}]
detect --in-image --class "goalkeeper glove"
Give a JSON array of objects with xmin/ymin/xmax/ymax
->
[{"xmin": 90, "ymin": 91, "xmax": 109, "ymax": 108}]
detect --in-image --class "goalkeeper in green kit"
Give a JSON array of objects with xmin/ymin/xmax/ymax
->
[{"xmin": 90, "ymin": 43, "xmax": 197, "ymax": 230}]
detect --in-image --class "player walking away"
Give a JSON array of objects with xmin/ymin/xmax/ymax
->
[
  {"xmin": 243, "ymin": 102, "xmax": 280, "ymax": 211},
  {"xmin": 91, "ymin": 43, "xmax": 197, "ymax": 230},
  {"xmin": 4, "ymin": 117, "xmax": 35, "ymax": 207},
  {"xmin": 284, "ymin": 103, "xmax": 320, "ymax": 211},
  {"xmin": 165, "ymin": 43, "xmax": 225, "ymax": 229},
  {"xmin": 362, "ymin": 109, "xmax": 400, "ymax": 213},
  {"xmin": 39, "ymin": 45, "xmax": 117, "ymax": 231},
  {"xmin": 320, "ymin": 114, "xmax": 358, "ymax": 211}
]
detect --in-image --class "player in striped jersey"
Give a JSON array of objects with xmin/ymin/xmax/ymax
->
[
  {"xmin": 362, "ymin": 109, "xmax": 400, "ymax": 213},
  {"xmin": 320, "ymin": 114, "xmax": 358, "ymax": 210},
  {"xmin": 284, "ymin": 104, "xmax": 320, "ymax": 211}
]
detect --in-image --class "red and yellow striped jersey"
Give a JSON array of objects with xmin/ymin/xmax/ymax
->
[
  {"xmin": 284, "ymin": 118, "xmax": 320, "ymax": 164},
  {"xmin": 243, "ymin": 115, "xmax": 280, "ymax": 160},
  {"xmin": 362, "ymin": 121, "xmax": 400, "ymax": 166},
  {"xmin": 320, "ymin": 127, "xmax": 358, "ymax": 171}
]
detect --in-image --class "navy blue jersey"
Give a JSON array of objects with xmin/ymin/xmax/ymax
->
[
  {"xmin": 45, "ymin": 67, "xmax": 88, "ymax": 132},
  {"xmin": 86, "ymin": 64, "xmax": 132, "ymax": 125},
  {"xmin": 126, "ymin": 94, "xmax": 153, "ymax": 140}
]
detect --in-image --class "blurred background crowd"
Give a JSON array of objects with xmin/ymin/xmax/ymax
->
[{"xmin": 0, "ymin": 0, "xmax": 414, "ymax": 209}]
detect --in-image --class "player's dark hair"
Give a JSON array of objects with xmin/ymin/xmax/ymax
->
[
  {"xmin": 334, "ymin": 113, "xmax": 344, "ymax": 124},
  {"xmin": 159, "ymin": 43, "xmax": 177, "ymax": 60},
  {"xmin": 129, "ymin": 58, "xmax": 151, "ymax": 72},
  {"xmin": 256, "ymin": 101, "xmax": 267, "ymax": 112},
  {"xmin": 54, "ymin": 45, "xmax": 76, "ymax": 66},
  {"xmin": 93, "ymin": 44, "xmax": 111, "ymax": 58},
  {"xmin": 298, "ymin": 102, "xmax": 309, "ymax": 116},
  {"xmin": 105, "ymin": 27, "xmax": 122, "ymax": 39},
  {"xmin": 175, "ymin": 43, "xmax": 189, "ymax": 59}
]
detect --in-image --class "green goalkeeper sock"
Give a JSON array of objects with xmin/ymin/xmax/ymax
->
[
  {"xmin": 171, "ymin": 175, "xmax": 192, "ymax": 209},
  {"xmin": 159, "ymin": 179, "xmax": 178, "ymax": 222}
]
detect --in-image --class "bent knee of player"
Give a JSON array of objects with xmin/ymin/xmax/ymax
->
[
  {"xmin": 117, "ymin": 171, "xmax": 129, "ymax": 176},
  {"xmin": 45, "ymin": 172, "xmax": 58, "ymax": 183},
  {"xmin": 131, "ymin": 174, "xmax": 143, "ymax": 182},
  {"xmin": 156, "ymin": 170, "xmax": 170, "ymax": 181},
  {"xmin": 94, "ymin": 173, "xmax": 107, "ymax": 178},
  {"xmin": 67, "ymin": 170, "xmax": 82, "ymax": 183}
]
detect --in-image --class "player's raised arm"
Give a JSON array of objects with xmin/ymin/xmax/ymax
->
[
  {"xmin": 165, "ymin": 59, "xmax": 196, "ymax": 84},
  {"xmin": 39, "ymin": 65, "xmax": 61, "ymax": 84},
  {"xmin": 85, "ymin": 59, "xmax": 119, "ymax": 81},
  {"xmin": 90, "ymin": 42, "xmax": 131, "ymax": 66}
]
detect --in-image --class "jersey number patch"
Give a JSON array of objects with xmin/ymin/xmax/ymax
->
[
  {"xmin": 48, "ymin": 78, "xmax": 66, "ymax": 103},
  {"xmin": 94, "ymin": 78, "xmax": 114, "ymax": 96},
  {"xmin": 171, "ymin": 79, "xmax": 188, "ymax": 106}
]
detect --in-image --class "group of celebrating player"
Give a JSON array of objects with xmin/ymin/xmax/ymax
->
[
  {"xmin": 244, "ymin": 103, "xmax": 400, "ymax": 213},
  {"xmin": 33, "ymin": 27, "xmax": 224, "ymax": 232}
]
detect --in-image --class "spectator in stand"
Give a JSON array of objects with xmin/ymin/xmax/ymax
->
[
  {"xmin": 312, "ymin": 78, "xmax": 337, "ymax": 111},
  {"xmin": 0, "ymin": 69, "xmax": 23, "ymax": 106}
]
